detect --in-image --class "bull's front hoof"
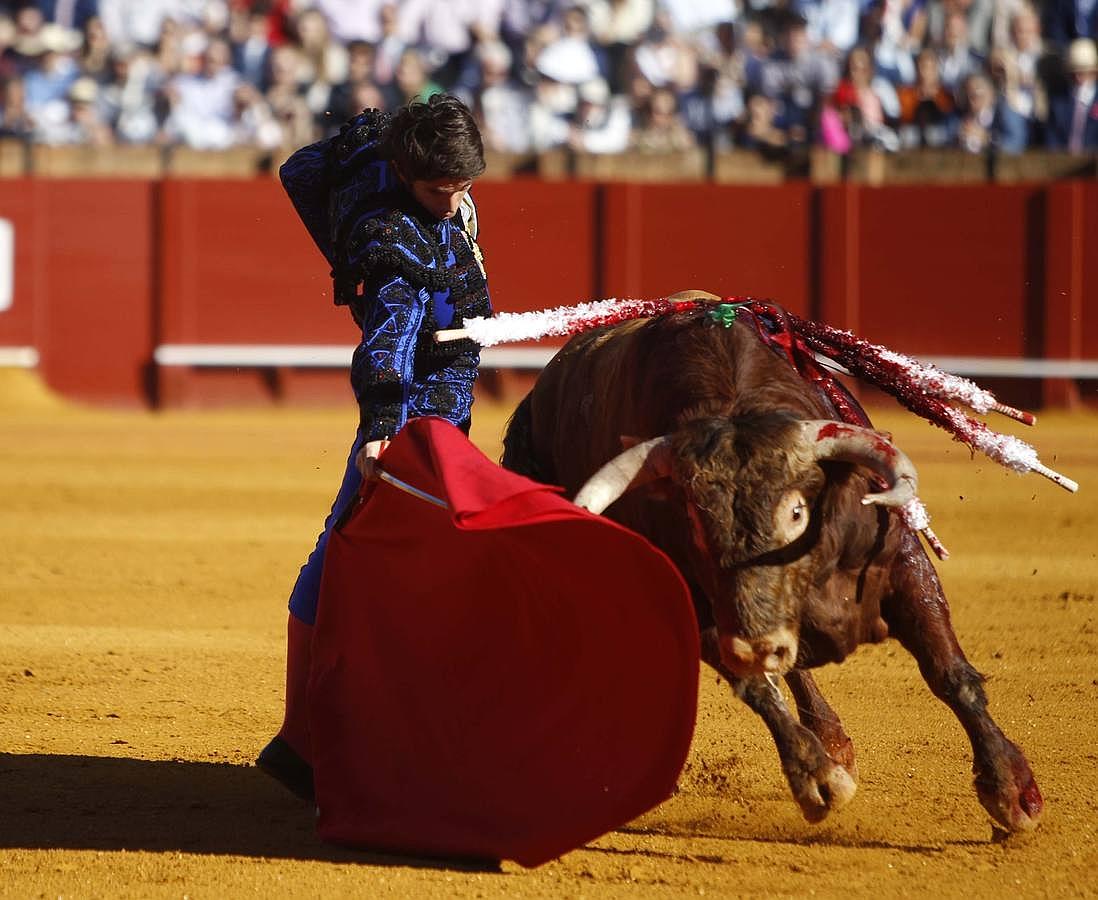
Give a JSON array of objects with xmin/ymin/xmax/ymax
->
[
  {"xmin": 975, "ymin": 771, "xmax": 1044, "ymax": 832},
  {"xmin": 793, "ymin": 762, "xmax": 858, "ymax": 823},
  {"xmin": 974, "ymin": 744, "xmax": 1044, "ymax": 833},
  {"xmin": 778, "ymin": 722, "xmax": 858, "ymax": 823}
]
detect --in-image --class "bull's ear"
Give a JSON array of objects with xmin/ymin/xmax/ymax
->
[{"xmin": 620, "ymin": 435, "xmax": 642, "ymax": 450}]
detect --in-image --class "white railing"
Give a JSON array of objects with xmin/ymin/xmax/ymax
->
[
  {"xmin": 152, "ymin": 344, "xmax": 558, "ymax": 370},
  {"xmin": 150, "ymin": 344, "xmax": 1098, "ymax": 378}
]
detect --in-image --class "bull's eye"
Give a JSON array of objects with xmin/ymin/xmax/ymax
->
[{"xmin": 774, "ymin": 490, "xmax": 811, "ymax": 544}]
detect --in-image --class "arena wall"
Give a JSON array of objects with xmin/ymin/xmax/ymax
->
[{"xmin": 0, "ymin": 177, "xmax": 1094, "ymax": 408}]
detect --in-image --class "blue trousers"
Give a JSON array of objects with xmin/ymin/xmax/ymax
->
[{"xmin": 288, "ymin": 429, "xmax": 365, "ymax": 624}]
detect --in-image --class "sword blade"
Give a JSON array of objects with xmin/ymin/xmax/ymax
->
[{"xmin": 375, "ymin": 469, "xmax": 449, "ymax": 509}]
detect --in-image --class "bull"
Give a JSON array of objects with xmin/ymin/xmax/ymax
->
[{"xmin": 500, "ymin": 294, "xmax": 1043, "ymax": 832}]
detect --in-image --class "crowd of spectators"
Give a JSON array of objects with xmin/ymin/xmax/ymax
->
[{"xmin": 0, "ymin": 0, "xmax": 1095, "ymax": 165}]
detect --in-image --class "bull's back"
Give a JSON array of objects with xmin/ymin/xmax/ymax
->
[
  {"xmin": 506, "ymin": 312, "xmax": 829, "ymax": 494},
  {"xmin": 502, "ymin": 324, "xmax": 642, "ymax": 485},
  {"xmin": 515, "ymin": 319, "xmax": 682, "ymax": 493}
]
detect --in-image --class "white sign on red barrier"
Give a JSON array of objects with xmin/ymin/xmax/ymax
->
[{"xmin": 0, "ymin": 218, "xmax": 12, "ymax": 312}]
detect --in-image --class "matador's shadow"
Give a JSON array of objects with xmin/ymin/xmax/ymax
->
[{"xmin": 0, "ymin": 752, "xmax": 498, "ymax": 870}]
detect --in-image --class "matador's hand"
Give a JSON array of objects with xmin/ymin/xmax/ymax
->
[{"xmin": 355, "ymin": 438, "xmax": 391, "ymax": 480}]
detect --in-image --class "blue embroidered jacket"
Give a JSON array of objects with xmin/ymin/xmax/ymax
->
[{"xmin": 279, "ymin": 109, "xmax": 491, "ymax": 441}]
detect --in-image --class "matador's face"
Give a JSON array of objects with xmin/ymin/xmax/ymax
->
[{"xmin": 406, "ymin": 177, "xmax": 474, "ymax": 222}]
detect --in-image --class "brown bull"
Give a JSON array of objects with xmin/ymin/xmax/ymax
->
[{"xmin": 500, "ymin": 297, "xmax": 1043, "ymax": 832}]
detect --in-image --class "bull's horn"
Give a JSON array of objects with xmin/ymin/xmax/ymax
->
[
  {"xmin": 800, "ymin": 419, "xmax": 919, "ymax": 509},
  {"xmin": 573, "ymin": 436, "xmax": 673, "ymax": 514}
]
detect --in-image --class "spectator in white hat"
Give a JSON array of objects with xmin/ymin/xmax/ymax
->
[
  {"xmin": 1046, "ymin": 37, "xmax": 1098, "ymax": 149},
  {"xmin": 35, "ymin": 73, "xmax": 114, "ymax": 144},
  {"xmin": 21, "ymin": 23, "xmax": 82, "ymax": 123}
]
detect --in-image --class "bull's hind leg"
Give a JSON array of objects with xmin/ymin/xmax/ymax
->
[
  {"xmin": 882, "ymin": 530, "xmax": 1043, "ymax": 832},
  {"xmin": 702, "ymin": 630, "xmax": 856, "ymax": 823},
  {"xmin": 784, "ymin": 670, "xmax": 859, "ymax": 782}
]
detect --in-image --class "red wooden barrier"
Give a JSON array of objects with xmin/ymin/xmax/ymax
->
[
  {"xmin": 1, "ymin": 177, "xmax": 1095, "ymax": 408},
  {"xmin": 0, "ymin": 178, "xmax": 155, "ymax": 405},
  {"xmin": 599, "ymin": 183, "xmax": 814, "ymax": 312},
  {"xmin": 1045, "ymin": 182, "xmax": 1098, "ymax": 406},
  {"xmin": 820, "ymin": 184, "xmax": 1045, "ymax": 357},
  {"xmin": 155, "ymin": 176, "xmax": 602, "ymax": 343},
  {"xmin": 474, "ymin": 178, "xmax": 598, "ymax": 317},
  {"xmin": 153, "ymin": 177, "xmax": 601, "ymax": 403},
  {"xmin": 156, "ymin": 178, "xmax": 350, "ymax": 405},
  {"xmin": 159, "ymin": 178, "xmax": 341, "ymax": 344}
]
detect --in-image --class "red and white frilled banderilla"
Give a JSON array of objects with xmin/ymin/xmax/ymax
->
[{"xmin": 436, "ymin": 294, "xmax": 1078, "ymax": 562}]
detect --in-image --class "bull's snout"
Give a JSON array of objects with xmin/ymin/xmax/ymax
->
[{"xmin": 719, "ymin": 628, "xmax": 798, "ymax": 677}]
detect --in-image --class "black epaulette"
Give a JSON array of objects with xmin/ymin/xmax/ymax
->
[
  {"xmin": 331, "ymin": 108, "xmax": 392, "ymax": 182},
  {"xmin": 342, "ymin": 209, "xmax": 457, "ymax": 295},
  {"xmin": 338, "ymin": 207, "xmax": 490, "ymax": 359}
]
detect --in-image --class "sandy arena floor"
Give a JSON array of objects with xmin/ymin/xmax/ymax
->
[{"xmin": 1, "ymin": 372, "xmax": 1096, "ymax": 898}]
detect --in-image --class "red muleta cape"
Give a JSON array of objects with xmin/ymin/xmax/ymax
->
[{"xmin": 308, "ymin": 417, "xmax": 699, "ymax": 867}]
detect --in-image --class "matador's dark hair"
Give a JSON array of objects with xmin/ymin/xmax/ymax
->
[{"xmin": 384, "ymin": 93, "xmax": 486, "ymax": 183}]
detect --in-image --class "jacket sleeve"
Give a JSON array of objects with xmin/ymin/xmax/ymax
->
[
  {"xmin": 351, "ymin": 273, "xmax": 426, "ymax": 442},
  {"xmin": 278, "ymin": 108, "xmax": 392, "ymax": 269},
  {"xmin": 279, "ymin": 137, "xmax": 337, "ymax": 267}
]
